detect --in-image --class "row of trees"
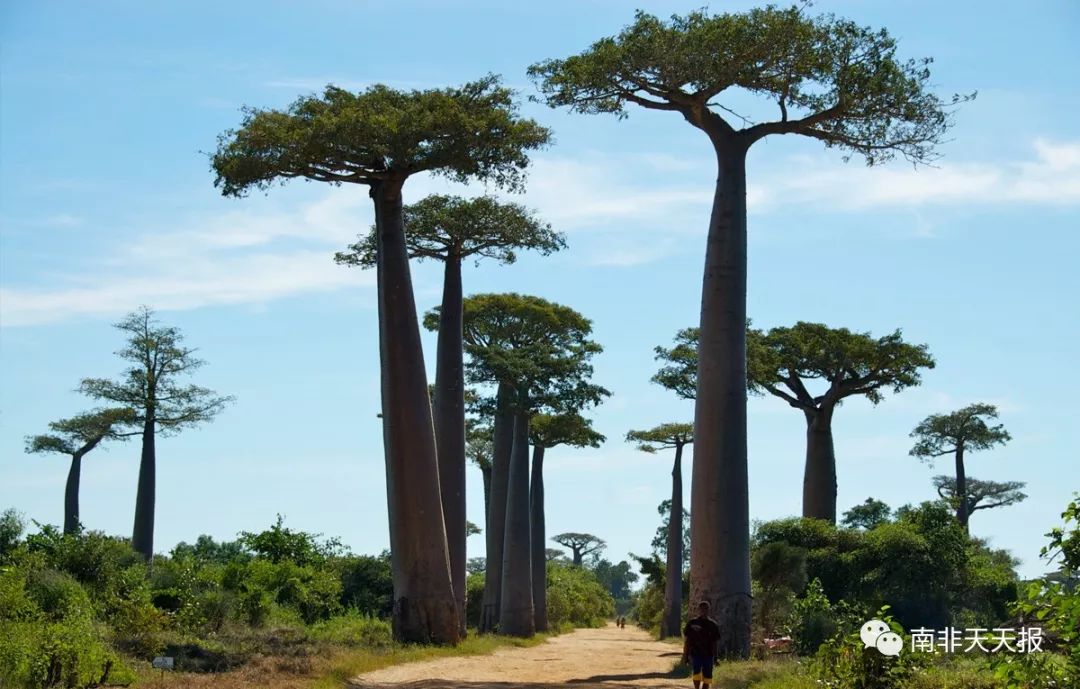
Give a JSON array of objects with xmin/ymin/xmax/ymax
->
[{"xmin": 203, "ymin": 2, "xmax": 974, "ymax": 654}]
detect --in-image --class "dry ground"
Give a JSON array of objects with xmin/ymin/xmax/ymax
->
[{"xmin": 349, "ymin": 624, "xmax": 688, "ymax": 689}]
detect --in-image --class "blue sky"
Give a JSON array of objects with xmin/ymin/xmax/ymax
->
[{"xmin": 1, "ymin": 1, "xmax": 1077, "ymax": 580}]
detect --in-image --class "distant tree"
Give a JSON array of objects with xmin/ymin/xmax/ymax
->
[
  {"xmin": 529, "ymin": 412, "xmax": 605, "ymax": 631},
  {"xmin": 239, "ymin": 515, "xmax": 344, "ymax": 566},
  {"xmin": 213, "ymin": 75, "xmax": 550, "ymax": 644},
  {"xmin": 651, "ymin": 500, "xmax": 690, "ymax": 567},
  {"xmin": 336, "ymin": 196, "xmax": 563, "ymax": 632},
  {"xmin": 171, "ymin": 535, "xmax": 250, "ymax": 564},
  {"xmin": 531, "ymin": 6, "xmax": 968, "ymax": 657},
  {"xmin": 467, "ymin": 557, "xmax": 488, "ymax": 575},
  {"xmin": 590, "ymin": 558, "xmax": 639, "ymax": 601},
  {"xmin": 0, "ymin": 509, "xmax": 24, "ymax": 561},
  {"xmin": 466, "ymin": 520, "xmax": 482, "ymax": 537},
  {"xmin": 466, "ymin": 419, "xmax": 494, "ymax": 525},
  {"xmin": 627, "ymin": 422, "xmax": 693, "ymax": 638},
  {"xmin": 932, "ymin": 475, "xmax": 1026, "ymax": 527},
  {"xmin": 545, "ymin": 548, "xmax": 566, "ymax": 562},
  {"xmin": 552, "ymin": 533, "xmax": 606, "ymax": 566},
  {"xmin": 841, "ymin": 498, "xmax": 893, "ymax": 530},
  {"xmin": 25, "ymin": 407, "xmax": 137, "ymax": 534},
  {"xmin": 655, "ymin": 323, "xmax": 933, "ymax": 523},
  {"xmin": 910, "ymin": 403, "xmax": 1012, "ymax": 531},
  {"xmin": 80, "ymin": 307, "xmax": 232, "ymax": 560}
]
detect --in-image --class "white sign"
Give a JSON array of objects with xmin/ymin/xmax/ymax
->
[{"xmin": 152, "ymin": 657, "xmax": 174, "ymax": 670}]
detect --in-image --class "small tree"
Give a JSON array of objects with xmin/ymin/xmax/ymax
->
[
  {"xmin": 213, "ymin": 76, "xmax": 550, "ymax": 644},
  {"xmin": 652, "ymin": 499, "xmax": 690, "ymax": 566},
  {"xmin": 627, "ymin": 423, "xmax": 693, "ymax": 638},
  {"xmin": 840, "ymin": 498, "xmax": 893, "ymax": 530},
  {"xmin": 910, "ymin": 403, "xmax": 1012, "ymax": 531},
  {"xmin": 80, "ymin": 307, "xmax": 232, "ymax": 560},
  {"xmin": 932, "ymin": 476, "xmax": 1026, "ymax": 527},
  {"xmin": 529, "ymin": 412, "xmax": 605, "ymax": 631},
  {"xmin": 25, "ymin": 407, "xmax": 137, "ymax": 534},
  {"xmin": 531, "ymin": 7, "xmax": 968, "ymax": 656},
  {"xmin": 336, "ymin": 195, "xmax": 564, "ymax": 632},
  {"xmin": 552, "ymin": 532, "xmax": 606, "ymax": 566}
]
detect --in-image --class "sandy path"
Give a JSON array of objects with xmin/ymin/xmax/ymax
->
[{"xmin": 350, "ymin": 624, "xmax": 686, "ymax": 689}]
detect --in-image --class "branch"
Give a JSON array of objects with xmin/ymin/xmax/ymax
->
[{"xmin": 742, "ymin": 102, "xmax": 846, "ymax": 142}]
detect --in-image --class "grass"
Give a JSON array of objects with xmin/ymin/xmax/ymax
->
[{"xmin": 131, "ymin": 630, "xmax": 554, "ymax": 689}]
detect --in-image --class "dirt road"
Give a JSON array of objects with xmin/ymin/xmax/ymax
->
[{"xmin": 350, "ymin": 624, "xmax": 686, "ymax": 688}]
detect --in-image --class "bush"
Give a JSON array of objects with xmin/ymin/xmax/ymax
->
[
  {"xmin": 336, "ymin": 553, "xmax": 393, "ymax": 617},
  {"xmin": 546, "ymin": 561, "xmax": 614, "ymax": 629},
  {"xmin": 25, "ymin": 569, "xmax": 93, "ymax": 622},
  {"xmin": 465, "ymin": 572, "xmax": 485, "ymax": 628},
  {"xmin": 309, "ymin": 611, "xmax": 393, "ymax": 647},
  {"xmin": 811, "ymin": 610, "xmax": 929, "ymax": 689}
]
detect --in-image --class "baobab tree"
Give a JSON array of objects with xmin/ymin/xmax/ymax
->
[
  {"xmin": 436, "ymin": 293, "xmax": 607, "ymax": 636},
  {"xmin": 466, "ymin": 420, "xmax": 494, "ymax": 525},
  {"xmin": 25, "ymin": 407, "xmax": 137, "ymax": 534},
  {"xmin": 626, "ymin": 423, "xmax": 693, "ymax": 638},
  {"xmin": 552, "ymin": 532, "xmax": 606, "ymax": 566},
  {"xmin": 529, "ymin": 412, "xmax": 605, "ymax": 631},
  {"xmin": 80, "ymin": 307, "xmax": 232, "ymax": 560},
  {"xmin": 336, "ymin": 195, "xmax": 563, "ymax": 632},
  {"xmin": 654, "ymin": 322, "xmax": 933, "ymax": 523},
  {"xmin": 910, "ymin": 403, "xmax": 1012, "ymax": 531},
  {"xmin": 932, "ymin": 476, "xmax": 1027, "ymax": 528},
  {"xmin": 531, "ymin": 7, "xmax": 968, "ymax": 656},
  {"xmin": 213, "ymin": 76, "xmax": 550, "ymax": 643}
]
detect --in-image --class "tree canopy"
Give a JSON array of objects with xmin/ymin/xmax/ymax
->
[
  {"xmin": 932, "ymin": 476, "xmax": 1027, "ymax": 516},
  {"xmin": 551, "ymin": 532, "xmax": 607, "ymax": 566},
  {"xmin": 840, "ymin": 497, "xmax": 893, "ymax": 530},
  {"xmin": 626, "ymin": 423, "xmax": 693, "ymax": 452},
  {"xmin": 909, "ymin": 403, "xmax": 1012, "ymax": 460},
  {"xmin": 212, "ymin": 75, "xmax": 551, "ymax": 194},
  {"xmin": 528, "ymin": 6, "xmax": 970, "ymax": 164},
  {"xmin": 334, "ymin": 194, "xmax": 565, "ymax": 268},
  {"xmin": 529, "ymin": 412, "xmax": 605, "ymax": 450},
  {"xmin": 25, "ymin": 408, "xmax": 137, "ymax": 457}
]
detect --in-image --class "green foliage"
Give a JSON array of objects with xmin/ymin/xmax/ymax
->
[
  {"xmin": 212, "ymin": 75, "xmax": 551, "ymax": 195},
  {"xmin": 24, "ymin": 407, "xmax": 137, "ymax": 458},
  {"xmin": 910, "ymin": 403, "xmax": 1011, "ymax": 461},
  {"xmin": 336, "ymin": 552, "xmax": 393, "ymax": 617},
  {"xmin": 811, "ymin": 609, "xmax": 929, "ymax": 689},
  {"xmin": 932, "ymin": 476, "xmax": 1027, "ymax": 521},
  {"xmin": 335, "ymin": 194, "xmax": 565, "ymax": 269},
  {"xmin": 842, "ymin": 498, "xmax": 894, "ymax": 530},
  {"xmin": 1041, "ymin": 493, "xmax": 1080, "ymax": 572},
  {"xmin": 238, "ymin": 514, "xmax": 342, "ymax": 567},
  {"xmin": 309, "ymin": 611, "xmax": 393, "ymax": 648},
  {"xmin": 651, "ymin": 499, "xmax": 690, "ymax": 565},
  {"xmin": 753, "ymin": 542, "xmax": 808, "ymax": 637},
  {"xmin": 530, "ymin": 412, "xmax": 605, "ymax": 449},
  {"xmin": 545, "ymin": 561, "xmax": 615, "ymax": 629},
  {"xmin": 464, "ymin": 572, "xmax": 486, "ymax": 629},
  {"xmin": 589, "ymin": 558, "xmax": 638, "ymax": 601},
  {"xmin": 0, "ymin": 508, "xmax": 25, "ymax": 562},
  {"xmin": 529, "ymin": 7, "xmax": 970, "ymax": 165},
  {"xmin": 171, "ymin": 534, "xmax": 251, "ymax": 564}
]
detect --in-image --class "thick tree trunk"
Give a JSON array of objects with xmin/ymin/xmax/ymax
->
[
  {"xmin": 433, "ymin": 256, "xmax": 467, "ymax": 634},
  {"xmin": 802, "ymin": 406, "xmax": 837, "ymax": 523},
  {"xmin": 690, "ymin": 138, "xmax": 751, "ymax": 659},
  {"xmin": 661, "ymin": 444, "xmax": 684, "ymax": 638},
  {"xmin": 955, "ymin": 445, "xmax": 968, "ymax": 531},
  {"xmin": 373, "ymin": 179, "xmax": 460, "ymax": 644},
  {"xmin": 530, "ymin": 445, "xmax": 548, "ymax": 632},
  {"xmin": 64, "ymin": 453, "xmax": 82, "ymax": 535},
  {"xmin": 480, "ymin": 382, "xmax": 514, "ymax": 633},
  {"xmin": 131, "ymin": 411, "xmax": 156, "ymax": 561},
  {"xmin": 500, "ymin": 408, "xmax": 534, "ymax": 637}
]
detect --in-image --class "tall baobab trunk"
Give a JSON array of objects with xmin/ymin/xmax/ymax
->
[
  {"xmin": 480, "ymin": 382, "xmax": 514, "ymax": 633},
  {"xmin": 662, "ymin": 444, "xmax": 684, "ymax": 638},
  {"xmin": 131, "ymin": 409, "xmax": 156, "ymax": 561},
  {"xmin": 955, "ymin": 444, "xmax": 969, "ymax": 531},
  {"xmin": 530, "ymin": 444, "xmax": 548, "ymax": 632},
  {"xmin": 480, "ymin": 464, "xmax": 492, "ymax": 529},
  {"xmin": 690, "ymin": 137, "xmax": 751, "ymax": 659},
  {"xmin": 433, "ymin": 254, "xmax": 467, "ymax": 634},
  {"xmin": 64, "ymin": 453, "xmax": 83, "ymax": 535},
  {"xmin": 802, "ymin": 405, "xmax": 837, "ymax": 523},
  {"xmin": 373, "ymin": 179, "xmax": 460, "ymax": 644},
  {"xmin": 500, "ymin": 408, "xmax": 534, "ymax": 636}
]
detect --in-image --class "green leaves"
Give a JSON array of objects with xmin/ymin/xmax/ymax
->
[
  {"xmin": 529, "ymin": 412, "xmax": 605, "ymax": 450},
  {"xmin": 909, "ymin": 403, "xmax": 1012, "ymax": 460},
  {"xmin": 25, "ymin": 408, "xmax": 137, "ymax": 458},
  {"xmin": 625, "ymin": 422, "xmax": 693, "ymax": 452},
  {"xmin": 213, "ymin": 75, "xmax": 551, "ymax": 196},
  {"xmin": 334, "ymin": 194, "xmax": 565, "ymax": 268},
  {"xmin": 529, "ymin": 6, "xmax": 971, "ymax": 164}
]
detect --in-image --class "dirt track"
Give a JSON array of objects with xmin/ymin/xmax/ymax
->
[{"xmin": 350, "ymin": 624, "xmax": 686, "ymax": 688}]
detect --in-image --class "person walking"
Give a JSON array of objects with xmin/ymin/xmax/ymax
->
[{"xmin": 681, "ymin": 601, "xmax": 720, "ymax": 688}]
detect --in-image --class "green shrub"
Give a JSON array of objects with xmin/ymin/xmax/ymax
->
[
  {"xmin": 25, "ymin": 569, "xmax": 93, "ymax": 622},
  {"xmin": 0, "ymin": 618, "xmax": 130, "ymax": 688},
  {"xmin": 336, "ymin": 553, "xmax": 393, "ymax": 616},
  {"xmin": 546, "ymin": 561, "xmax": 614, "ymax": 629},
  {"xmin": 309, "ymin": 611, "xmax": 393, "ymax": 647},
  {"xmin": 811, "ymin": 610, "xmax": 929, "ymax": 689},
  {"xmin": 465, "ymin": 572, "xmax": 485, "ymax": 628}
]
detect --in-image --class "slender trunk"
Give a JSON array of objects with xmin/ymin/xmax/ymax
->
[
  {"xmin": 662, "ymin": 444, "xmax": 684, "ymax": 638},
  {"xmin": 500, "ymin": 408, "xmax": 534, "ymax": 637},
  {"xmin": 373, "ymin": 179, "xmax": 459, "ymax": 644},
  {"xmin": 433, "ymin": 256, "xmax": 467, "ymax": 634},
  {"xmin": 131, "ymin": 410, "xmax": 156, "ymax": 561},
  {"xmin": 955, "ymin": 444, "xmax": 968, "ymax": 531},
  {"xmin": 530, "ymin": 444, "xmax": 548, "ymax": 632},
  {"xmin": 572, "ymin": 548, "xmax": 583, "ymax": 567},
  {"xmin": 802, "ymin": 405, "xmax": 837, "ymax": 523},
  {"xmin": 64, "ymin": 453, "xmax": 83, "ymax": 535},
  {"xmin": 480, "ymin": 382, "xmax": 514, "ymax": 632},
  {"xmin": 690, "ymin": 137, "xmax": 751, "ymax": 659}
]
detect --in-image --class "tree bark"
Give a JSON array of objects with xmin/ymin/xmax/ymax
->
[
  {"xmin": 433, "ymin": 255, "xmax": 467, "ymax": 634},
  {"xmin": 955, "ymin": 444, "xmax": 968, "ymax": 531},
  {"xmin": 480, "ymin": 382, "xmax": 514, "ymax": 633},
  {"xmin": 64, "ymin": 453, "xmax": 82, "ymax": 535},
  {"xmin": 530, "ymin": 444, "xmax": 548, "ymax": 632},
  {"xmin": 802, "ymin": 405, "xmax": 837, "ymax": 523},
  {"xmin": 661, "ymin": 444, "xmax": 684, "ymax": 638},
  {"xmin": 500, "ymin": 408, "xmax": 534, "ymax": 637},
  {"xmin": 131, "ymin": 409, "xmax": 156, "ymax": 561},
  {"xmin": 690, "ymin": 137, "xmax": 751, "ymax": 659},
  {"xmin": 373, "ymin": 179, "xmax": 460, "ymax": 644}
]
